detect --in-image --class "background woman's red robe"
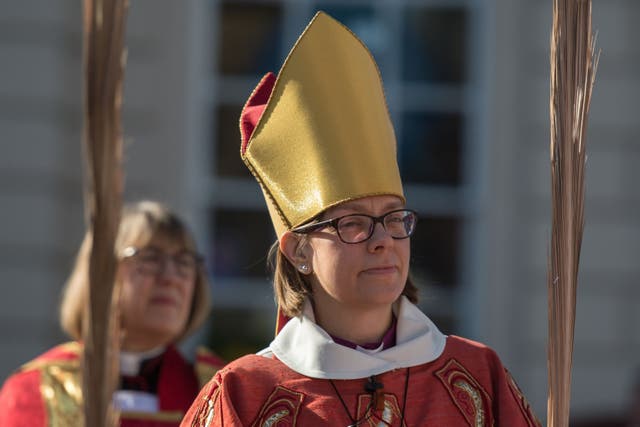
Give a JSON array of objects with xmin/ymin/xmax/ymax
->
[{"xmin": 0, "ymin": 342, "xmax": 224, "ymax": 427}]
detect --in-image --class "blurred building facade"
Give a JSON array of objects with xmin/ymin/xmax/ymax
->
[{"xmin": 1, "ymin": 0, "xmax": 638, "ymax": 423}]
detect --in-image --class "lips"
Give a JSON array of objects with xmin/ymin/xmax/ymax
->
[
  {"xmin": 150, "ymin": 295, "xmax": 179, "ymax": 306},
  {"xmin": 361, "ymin": 265, "xmax": 398, "ymax": 274}
]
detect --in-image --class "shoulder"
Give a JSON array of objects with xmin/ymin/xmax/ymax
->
[
  {"xmin": 220, "ymin": 353, "xmax": 287, "ymax": 377},
  {"xmin": 445, "ymin": 334, "xmax": 493, "ymax": 350},
  {"xmin": 13, "ymin": 341, "xmax": 82, "ymax": 388},
  {"xmin": 434, "ymin": 336, "xmax": 542, "ymax": 426},
  {"xmin": 5, "ymin": 341, "xmax": 81, "ymax": 375},
  {"xmin": 0, "ymin": 367, "xmax": 47, "ymax": 426},
  {"xmin": 434, "ymin": 335, "xmax": 509, "ymax": 391},
  {"xmin": 19, "ymin": 341, "xmax": 82, "ymax": 373},
  {"xmin": 182, "ymin": 354, "xmax": 304, "ymax": 426},
  {"xmin": 206, "ymin": 353, "xmax": 298, "ymax": 394},
  {"xmin": 0, "ymin": 364, "xmax": 41, "ymax": 397},
  {"xmin": 0, "ymin": 342, "xmax": 80, "ymax": 425},
  {"xmin": 442, "ymin": 335, "xmax": 502, "ymax": 363},
  {"xmin": 193, "ymin": 353, "xmax": 287, "ymax": 387}
]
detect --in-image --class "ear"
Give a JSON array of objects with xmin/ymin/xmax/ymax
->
[{"xmin": 279, "ymin": 231, "xmax": 312, "ymax": 269}]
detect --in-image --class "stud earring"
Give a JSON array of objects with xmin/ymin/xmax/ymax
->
[{"xmin": 298, "ymin": 264, "xmax": 310, "ymax": 274}]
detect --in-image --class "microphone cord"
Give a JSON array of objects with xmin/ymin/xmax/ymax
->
[{"xmin": 328, "ymin": 368, "xmax": 410, "ymax": 426}]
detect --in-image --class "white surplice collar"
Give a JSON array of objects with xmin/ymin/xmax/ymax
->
[
  {"xmin": 262, "ymin": 296, "xmax": 447, "ymax": 380},
  {"xmin": 119, "ymin": 346, "xmax": 165, "ymax": 376}
]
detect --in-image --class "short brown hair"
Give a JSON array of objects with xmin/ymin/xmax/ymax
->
[
  {"xmin": 268, "ymin": 239, "xmax": 419, "ymax": 318},
  {"xmin": 60, "ymin": 200, "xmax": 211, "ymax": 341}
]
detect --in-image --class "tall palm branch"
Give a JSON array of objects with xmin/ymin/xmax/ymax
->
[
  {"xmin": 81, "ymin": 0, "xmax": 129, "ymax": 425},
  {"xmin": 547, "ymin": 1, "xmax": 599, "ymax": 426}
]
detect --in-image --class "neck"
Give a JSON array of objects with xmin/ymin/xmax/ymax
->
[
  {"xmin": 121, "ymin": 334, "xmax": 172, "ymax": 353},
  {"xmin": 312, "ymin": 298, "xmax": 394, "ymax": 345}
]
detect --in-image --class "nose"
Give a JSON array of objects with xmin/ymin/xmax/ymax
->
[
  {"xmin": 367, "ymin": 221, "xmax": 393, "ymax": 251},
  {"xmin": 159, "ymin": 258, "xmax": 182, "ymax": 280}
]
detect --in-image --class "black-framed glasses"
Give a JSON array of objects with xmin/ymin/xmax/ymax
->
[
  {"xmin": 292, "ymin": 209, "xmax": 418, "ymax": 244},
  {"xmin": 122, "ymin": 246, "xmax": 203, "ymax": 279}
]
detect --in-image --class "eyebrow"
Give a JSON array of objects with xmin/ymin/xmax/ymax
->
[{"xmin": 331, "ymin": 200, "xmax": 405, "ymax": 215}]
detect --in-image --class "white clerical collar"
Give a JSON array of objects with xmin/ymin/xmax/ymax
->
[
  {"xmin": 264, "ymin": 296, "xmax": 447, "ymax": 379},
  {"xmin": 356, "ymin": 342, "xmax": 385, "ymax": 355},
  {"xmin": 119, "ymin": 346, "xmax": 165, "ymax": 376}
]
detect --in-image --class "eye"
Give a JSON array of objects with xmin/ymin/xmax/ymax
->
[
  {"xmin": 338, "ymin": 215, "xmax": 369, "ymax": 230},
  {"xmin": 175, "ymin": 253, "xmax": 197, "ymax": 268},
  {"xmin": 386, "ymin": 212, "xmax": 405, "ymax": 223},
  {"xmin": 138, "ymin": 249, "xmax": 162, "ymax": 263}
]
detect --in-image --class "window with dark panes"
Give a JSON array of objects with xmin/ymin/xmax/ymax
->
[
  {"xmin": 402, "ymin": 7, "xmax": 468, "ymax": 83},
  {"xmin": 214, "ymin": 104, "xmax": 252, "ymax": 178},
  {"xmin": 210, "ymin": 208, "xmax": 274, "ymax": 278},
  {"xmin": 219, "ymin": 2, "xmax": 283, "ymax": 76},
  {"xmin": 400, "ymin": 112, "xmax": 463, "ymax": 185}
]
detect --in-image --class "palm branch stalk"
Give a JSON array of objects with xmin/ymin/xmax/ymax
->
[
  {"xmin": 81, "ymin": 0, "xmax": 129, "ymax": 425},
  {"xmin": 547, "ymin": 1, "xmax": 599, "ymax": 426}
]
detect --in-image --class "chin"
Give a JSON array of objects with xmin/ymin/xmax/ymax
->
[
  {"xmin": 142, "ymin": 322, "xmax": 183, "ymax": 342},
  {"xmin": 362, "ymin": 289, "xmax": 403, "ymax": 306},
  {"xmin": 361, "ymin": 277, "xmax": 404, "ymax": 295}
]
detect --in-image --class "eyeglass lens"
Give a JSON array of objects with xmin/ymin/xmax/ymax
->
[
  {"xmin": 134, "ymin": 248, "xmax": 198, "ymax": 278},
  {"xmin": 336, "ymin": 210, "xmax": 416, "ymax": 243}
]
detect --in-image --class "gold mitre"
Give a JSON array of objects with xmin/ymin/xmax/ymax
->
[{"xmin": 240, "ymin": 11, "xmax": 404, "ymax": 238}]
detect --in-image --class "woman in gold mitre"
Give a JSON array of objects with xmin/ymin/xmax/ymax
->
[{"xmin": 182, "ymin": 12, "xmax": 541, "ymax": 427}]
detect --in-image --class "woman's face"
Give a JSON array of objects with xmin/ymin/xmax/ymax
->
[
  {"xmin": 118, "ymin": 234, "xmax": 197, "ymax": 351},
  {"xmin": 305, "ymin": 195, "xmax": 410, "ymax": 313}
]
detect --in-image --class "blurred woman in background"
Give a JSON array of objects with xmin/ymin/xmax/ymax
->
[{"xmin": 0, "ymin": 200, "xmax": 224, "ymax": 426}]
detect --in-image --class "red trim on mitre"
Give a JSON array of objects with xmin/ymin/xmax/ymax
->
[
  {"xmin": 240, "ymin": 72, "xmax": 277, "ymax": 155},
  {"xmin": 240, "ymin": 73, "xmax": 290, "ymax": 336}
]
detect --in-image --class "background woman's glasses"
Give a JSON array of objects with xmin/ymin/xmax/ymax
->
[{"xmin": 122, "ymin": 246, "xmax": 202, "ymax": 279}]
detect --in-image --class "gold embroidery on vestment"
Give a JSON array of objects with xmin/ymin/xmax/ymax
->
[
  {"xmin": 435, "ymin": 358, "xmax": 494, "ymax": 427},
  {"xmin": 202, "ymin": 396, "xmax": 215, "ymax": 427},
  {"xmin": 262, "ymin": 409, "xmax": 289, "ymax": 427},
  {"xmin": 454, "ymin": 380, "xmax": 485, "ymax": 427},
  {"xmin": 251, "ymin": 385, "xmax": 304, "ymax": 427},
  {"xmin": 40, "ymin": 363, "xmax": 83, "ymax": 427},
  {"xmin": 192, "ymin": 385, "xmax": 220, "ymax": 427}
]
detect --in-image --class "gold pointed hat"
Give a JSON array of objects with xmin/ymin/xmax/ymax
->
[{"xmin": 240, "ymin": 11, "xmax": 404, "ymax": 238}]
